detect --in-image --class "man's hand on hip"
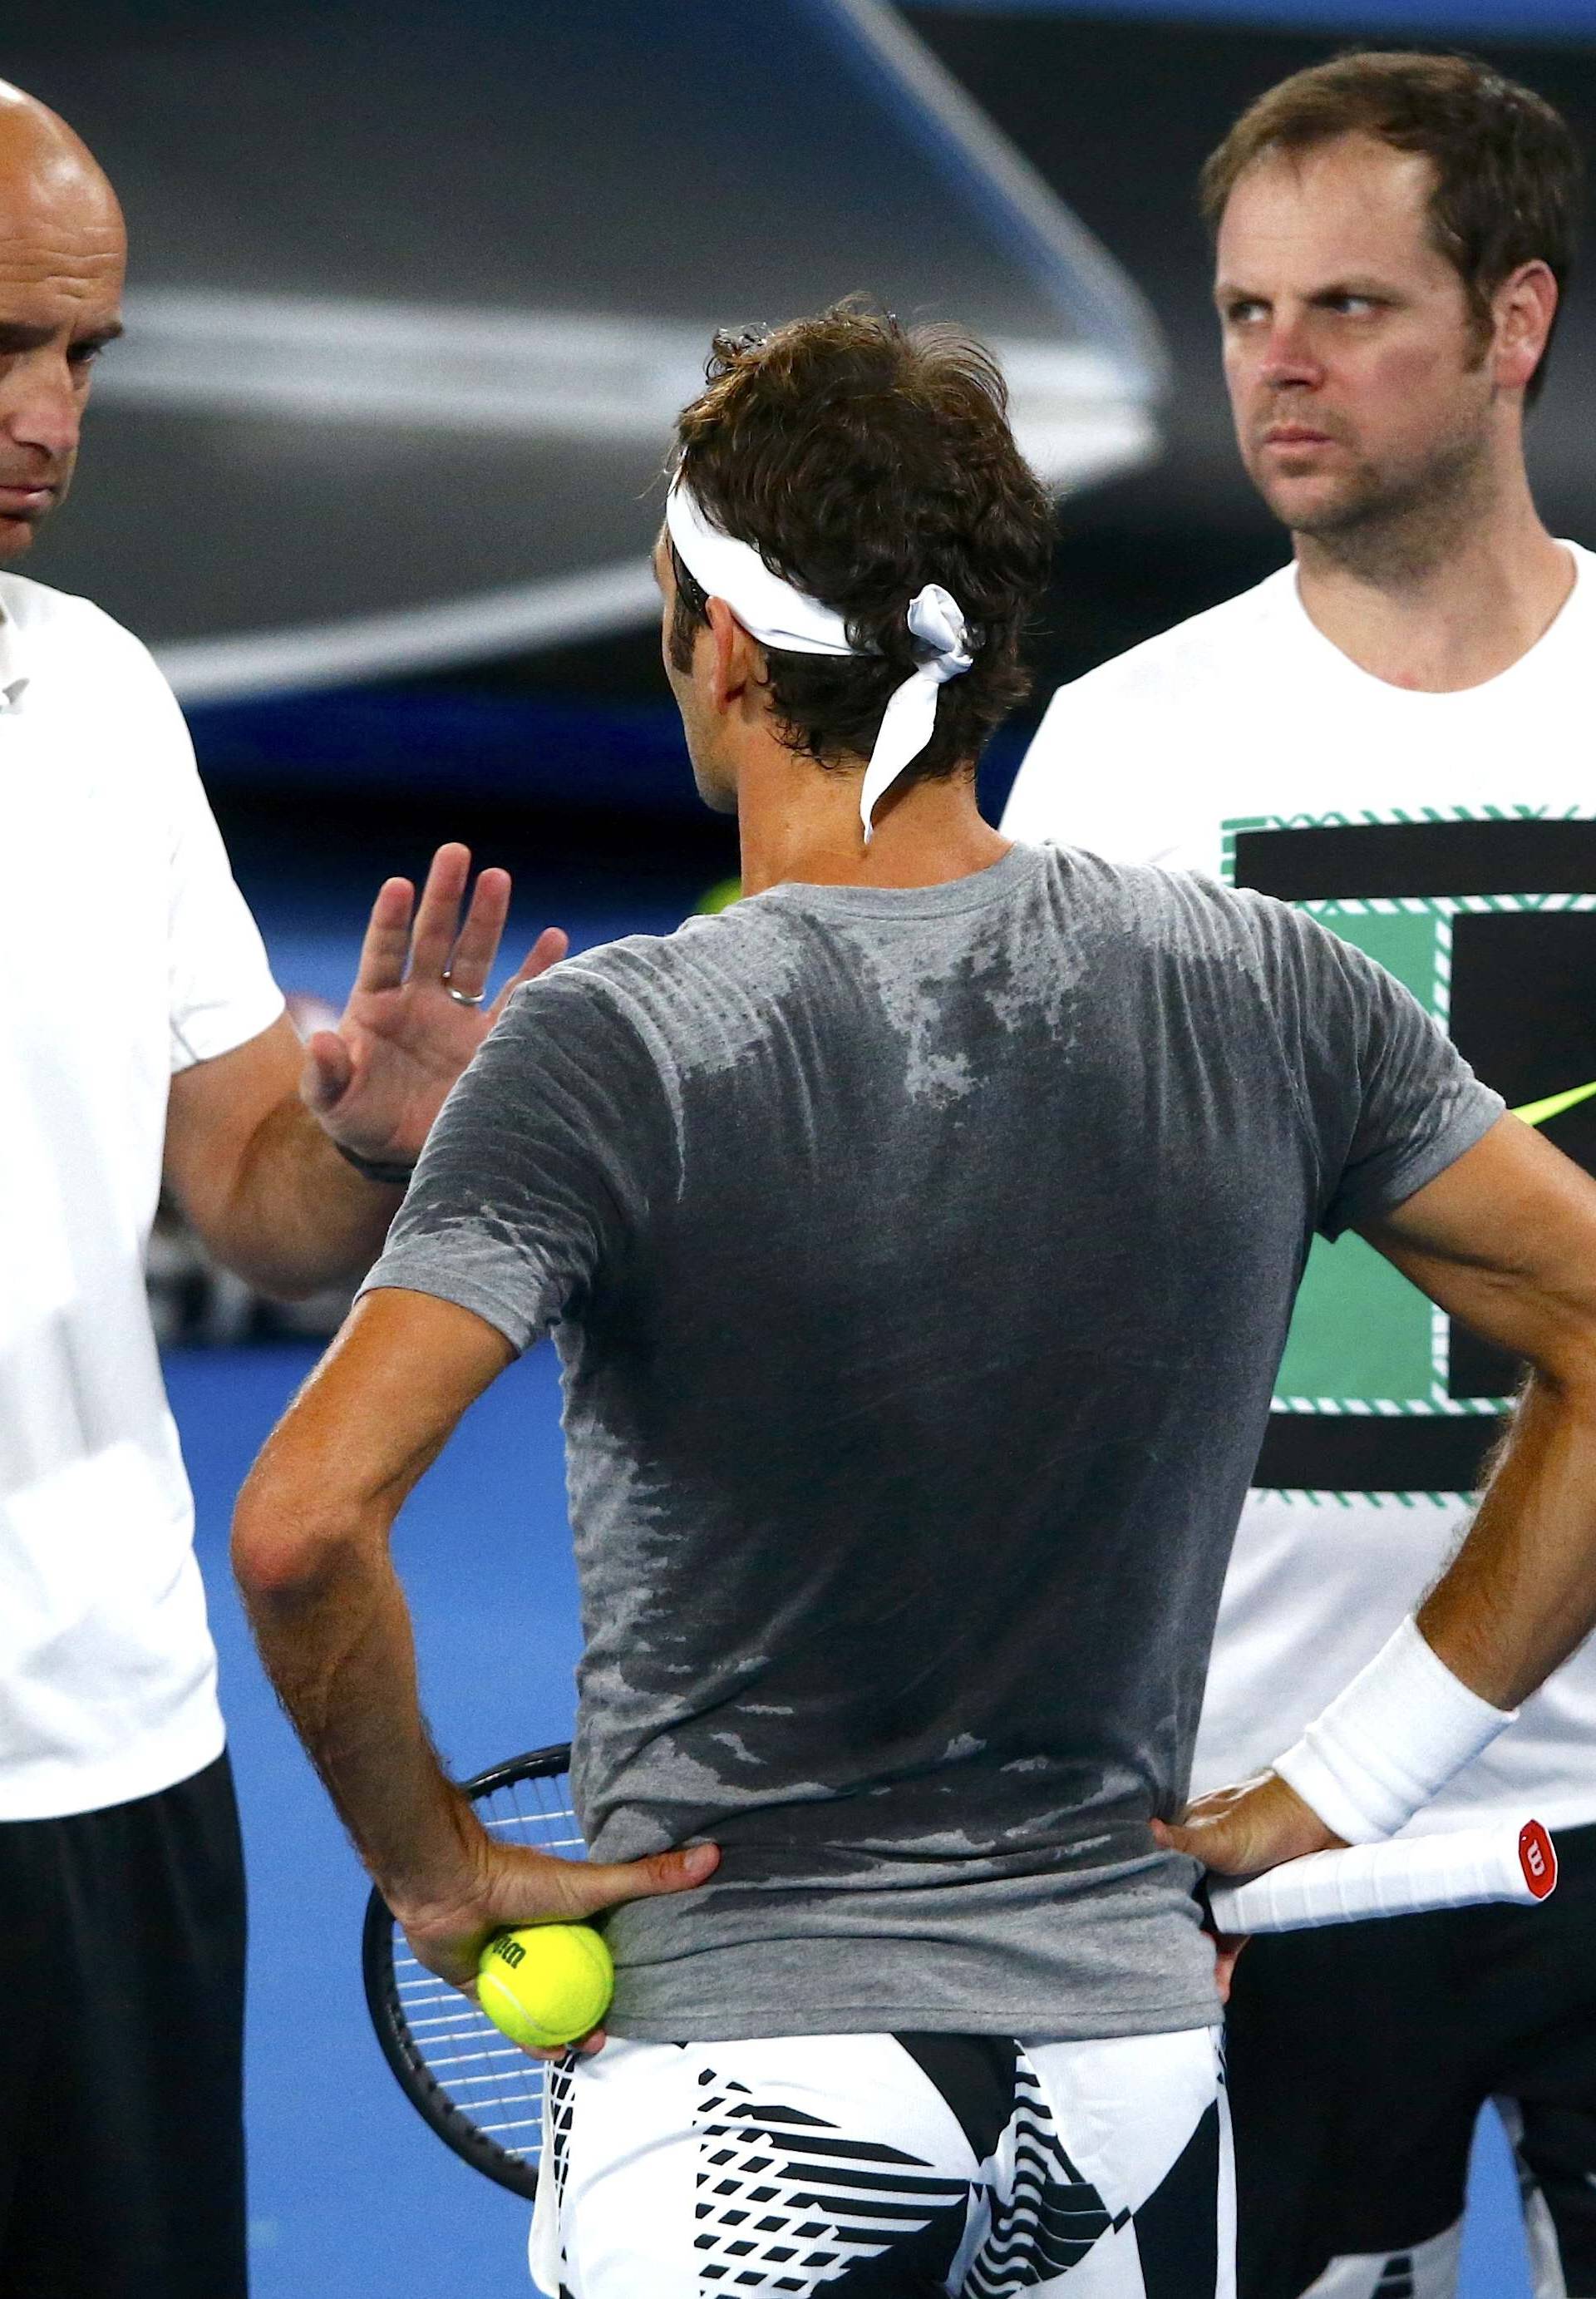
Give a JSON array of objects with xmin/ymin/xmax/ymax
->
[
  {"xmin": 396, "ymin": 1832, "xmax": 722, "ymax": 2059},
  {"xmin": 1154, "ymin": 1769, "xmax": 1346, "ymax": 1876},
  {"xmin": 1153, "ymin": 1774, "xmax": 1346, "ymax": 2002}
]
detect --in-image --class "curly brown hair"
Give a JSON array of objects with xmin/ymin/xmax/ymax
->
[
  {"xmin": 1200, "ymin": 52, "xmax": 1582, "ymax": 405},
  {"xmin": 667, "ymin": 300, "xmax": 1055, "ymax": 785}
]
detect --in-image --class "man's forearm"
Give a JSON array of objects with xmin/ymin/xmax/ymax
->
[
  {"xmin": 1265, "ymin": 1362, "xmax": 1596, "ymax": 1850},
  {"xmin": 211, "ymin": 1097, "xmax": 404, "ymax": 1298},
  {"xmin": 233, "ymin": 1294, "xmax": 717, "ymax": 1998},
  {"xmin": 1170, "ymin": 1126, "xmax": 1596, "ymax": 1876},
  {"xmin": 1419, "ymin": 1365, "xmax": 1596, "ymax": 1708},
  {"xmin": 233, "ymin": 1497, "xmax": 485, "ymax": 1924},
  {"xmin": 1160, "ymin": 1367, "xmax": 1596, "ymax": 1875}
]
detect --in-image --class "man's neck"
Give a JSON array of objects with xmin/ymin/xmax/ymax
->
[
  {"xmin": 1293, "ymin": 473, "xmax": 1572, "ymax": 693},
  {"xmin": 736, "ymin": 746, "xmax": 1009, "ymax": 896}
]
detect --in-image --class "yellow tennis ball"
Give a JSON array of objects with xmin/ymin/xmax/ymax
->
[{"xmin": 476, "ymin": 1922, "xmax": 614, "ymax": 2051}]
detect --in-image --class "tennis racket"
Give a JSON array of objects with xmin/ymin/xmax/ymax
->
[
  {"xmin": 363, "ymin": 1750, "xmax": 1557, "ymax": 2195},
  {"xmin": 1206, "ymin": 1817, "xmax": 1557, "ymax": 1934},
  {"xmin": 362, "ymin": 1743, "xmax": 580, "ymax": 2199}
]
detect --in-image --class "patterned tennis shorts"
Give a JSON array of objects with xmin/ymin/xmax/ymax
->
[{"xmin": 530, "ymin": 2023, "xmax": 1231, "ymax": 2297}]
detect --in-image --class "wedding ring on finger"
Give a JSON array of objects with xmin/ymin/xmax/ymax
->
[{"xmin": 441, "ymin": 972, "xmax": 487, "ymax": 1008}]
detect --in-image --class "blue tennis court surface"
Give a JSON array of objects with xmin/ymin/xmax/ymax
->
[{"xmin": 180, "ymin": 1338, "xmax": 576, "ymax": 2295}]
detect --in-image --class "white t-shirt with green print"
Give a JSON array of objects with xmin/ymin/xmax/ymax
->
[{"xmin": 1003, "ymin": 543, "xmax": 1596, "ymax": 1835}]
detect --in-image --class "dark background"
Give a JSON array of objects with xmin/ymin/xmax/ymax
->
[
  {"xmin": 911, "ymin": 7, "xmax": 1596, "ymax": 685},
  {"xmin": 11, "ymin": 4, "xmax": 1594, "ymax": 901},
  {"xmin": 476, "ymin": 5, "xmax": 1596, "ymax": 706},
  {"xmin": 184, "ymin": 4, "xmax": 1596, "ymax": 911}
]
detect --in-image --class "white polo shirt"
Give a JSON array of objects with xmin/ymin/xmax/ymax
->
[
  {"xmin": 0, "ymin": 572, "xmax": 283, "ymax": 1819},
  {"xmin": 1002, "ymin": 547, "xmax": 1596, "ymax": 1839}
]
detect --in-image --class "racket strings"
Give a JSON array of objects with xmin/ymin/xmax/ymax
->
[{"xmin": 383, "ymin": 1765, "xmax": 585, "ymax": 2170}]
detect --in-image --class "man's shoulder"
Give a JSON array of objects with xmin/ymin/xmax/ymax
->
[
  {"xmin": 490, "ymin": 908, "xmax": 808, "ymax": 1121},
  {"xmin": 565, "ymin": 902, "xmax": 805, "ymax": 1019},
  {"xmin": 2, "ymin": 570, "xmax": 145, "ymax": 649},
  {"xmin": 505, "ymin": 907, "xmax": 786, "ymax": 1036},
  {"xmin": 1071, "ymin": 844, "xmax": 1276, "ymax": 939},
  {"xmin": 0, "ymin": 570, "xmax": 172, "ymax": 687},
  {"xmin": 1049, "ymin": 567, "xmax": 1297, "ymax": 719},
  {"xmin": 1000, "ymin": 570, "xmax": 1297, "ymax": 856}
]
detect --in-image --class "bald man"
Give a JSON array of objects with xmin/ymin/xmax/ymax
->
[{"xmin": 0, "ymin": 84, "xmax": 557, "ymax": 2297}]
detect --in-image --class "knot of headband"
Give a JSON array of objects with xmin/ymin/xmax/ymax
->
[{"xmin": 665, "ymin": 478, "xmax": 975, "ymax": 841}]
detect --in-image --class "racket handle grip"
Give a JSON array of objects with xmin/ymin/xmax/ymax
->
[{"xmin": 1205, "ymin": 1818, "xmax": 1557, "ymax": 1934}]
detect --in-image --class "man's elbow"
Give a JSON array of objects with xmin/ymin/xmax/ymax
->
[{"xmin": 231, "ymin": 1466, "xmax": 364, "ymax": 1606}]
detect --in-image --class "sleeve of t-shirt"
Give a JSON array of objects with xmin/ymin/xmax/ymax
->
[
  {"xmin": 1259, "ymin": 899, "xmax": 1505, "ymax": 1240},
  {"xmin": 359, "ymin": 964, "xmax": 674, "ymax": 1351},
  {"xmin": 155, "ymin": 664, "xmax": 283, "ymax": 1073}
]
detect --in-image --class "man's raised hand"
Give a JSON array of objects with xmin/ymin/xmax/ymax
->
[{"xmin": 299, "ymin": 844, "xmax": 568, "ymax": 1167}]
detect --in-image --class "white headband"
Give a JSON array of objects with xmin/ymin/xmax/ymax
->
[{"xmin": 665, "ymin": 478, "xmax": 975, "ymax": 841}]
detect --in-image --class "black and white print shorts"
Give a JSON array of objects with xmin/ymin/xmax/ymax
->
[{"xmin": 530, "ymin": 2024, "xmax": 1231, "ymax": 2297}]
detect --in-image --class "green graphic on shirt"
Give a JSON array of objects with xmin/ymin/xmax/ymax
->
[
  {"xmin": 1277, "ymin": 1232, "xmax": 1432, "ymax": 1404},
  {"xmin": 1224, "ymin": 809, "xmax": 1596, "ymax": 1451},
  {"xmin": 1273, "ymin": 901, "xmax": 1441, "ymax": 1413}
]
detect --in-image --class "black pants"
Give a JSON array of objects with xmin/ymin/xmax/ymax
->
[
  {"xmin": 0, "ymin": 1753, "xmax": 249, "ymax": 2299},
  {"xmin": 1228, "ymin": 1818, "xmax": 1596, "ymax": 2299}
]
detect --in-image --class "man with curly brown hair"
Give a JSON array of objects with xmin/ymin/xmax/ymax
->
[{"xmin": 236, "ymin": 305, "xmax": 1596, "ymax": 2297}]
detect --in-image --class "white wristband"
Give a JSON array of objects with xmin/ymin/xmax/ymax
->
[{"xmin": 1273, "ymin": 1616, "xmax": 1516, "ymax": 1844}]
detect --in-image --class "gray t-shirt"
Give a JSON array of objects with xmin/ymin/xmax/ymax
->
[{"xmin": 367, "ymin": 842, "xmax": 1501, "ymax": 2042}]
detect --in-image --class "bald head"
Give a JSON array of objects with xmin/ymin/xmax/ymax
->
[
  {"xmin": 0, "ymin": 79, "xmax": 124, "ymax": 561},
  {"xmin": 0, "ymin": 80, "xmax": 116, "ymax": 205}
]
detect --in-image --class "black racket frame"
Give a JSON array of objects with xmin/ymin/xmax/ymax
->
[{"xmin": 361, "ymin": 1740, "xmax": 575, "ymax": 2200}]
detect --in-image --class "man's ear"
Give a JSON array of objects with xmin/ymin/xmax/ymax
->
[
  {"xmin": 706, "ymin": 597, "xmax": 761, "ymax": 713},
  {"xmin": 1492, "ymin": 259, "xmax": 1559, "ymax": 398}
]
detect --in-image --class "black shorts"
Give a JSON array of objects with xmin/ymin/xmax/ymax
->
[
  {"xmin": 0, "ymin": 1752, "xmax": 249, "ymax": 2299},
  {"xmin": 1226, "ymin": 1818, "xmax": 1596, "ymax": 2299}
]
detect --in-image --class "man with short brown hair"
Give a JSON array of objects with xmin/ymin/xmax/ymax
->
[
  {"xmin": 1004, "ymin": 49, "xmax": 1596, "ymax": 2299},
  {"xmin": 1199, "ymin": 49, "xmax": 1580, "ymax": 405}
]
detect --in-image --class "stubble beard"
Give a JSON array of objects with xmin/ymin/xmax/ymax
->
[
  {"xmin": 0, "ymin": 510, "xmax": 45, "ymax": 565},
  {"xmin": 1259, "ymin": 417, "xmax": 1497, "ymax": 589}
]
